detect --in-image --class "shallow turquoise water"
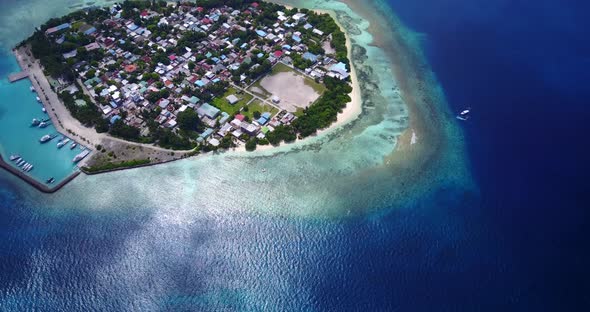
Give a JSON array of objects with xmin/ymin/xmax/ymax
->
[{"xmin": 0, "ymin": 56, "xmax": 84, "ymax": 185}]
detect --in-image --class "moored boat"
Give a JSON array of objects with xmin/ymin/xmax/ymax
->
[
  {"xmin": 9, "ymin": 155, "xmax": 20, "ymax": 161},
  {"xmin": 31, "ymin": 118, "xmax": 40, "ymax": 126},
  {"xmin": 30, "ymin": 86, "xmax": 36, "ymax": 92},
  {"xmin": 38, "ymin": 121, "xmax": 50, "ymax": 128},
  {"xmin": 73, "ymin": 149, "xmax": 90, "ymax": 163},
  {"xmin": 36, "ymin": 96, "xmax": 41, "ymax": 103},
  {"xmin": 70, "ymin": 142, "xmax": 77, "ymax": 149},
  {"xmin": 40, "ymin": 134, "xmax": 54, "ymax": 143},
  {"xmin": 46, "ymin": 177, "xmax": 55, "ymax": 184},
  {"xmin": 57, "ymin": 138, "xmax": 70, "ymax": 149}
]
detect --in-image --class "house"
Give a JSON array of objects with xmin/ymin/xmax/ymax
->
[
  {"xmin": 197, "ymin": 103, "xmax": 220, "ymax": 119},
  {"xmin": 158, "ymin": 99, "xmax": 170, "ymax": 109},
  {"xmin": 257, "ymin": 116, "xmax": 268, "ymax": 125},
  {"xmin": 328, "ymin": 62, "xmax": 350, "ymax": 80},
  {"xmin": 234, "ymin": 114, "xmax": 245, "ymax": 121},
  {"xmin": 302, "ymin": 52, "xmax": 318, "ymax": 63},
  {"xmin": 219, "ymin": 112, "xmax": 230, "ymax": 125},
  {"xmin": 292, "ymin": 13, "xmax": 307, "ymax": 23},
  {"xmin": 256, "ymin": 30, "xmax": 267, "ymax": 37},
  {"xmin": 46, "ymin": 23, "xmax": 71, "ymax": 35},
  {"xmin": 110, "ymin": 115, "xmax": 121, "ymax": 124},
  {"xmin": 200, "ymin": 128, "xmax": 214, "ymax": 139},
  {"xmin": 312, "ymin": 29, "xmax": 324, "ymax": 36},
  {"xmin": 226, "ymin": 94, "xmax": 239, "ymax": 105}
]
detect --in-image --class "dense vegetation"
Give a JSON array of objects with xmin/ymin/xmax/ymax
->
[
  {"xmin": 58, "ymin": 90, "xmax": 108, "ymax": 132},
  {"xmin": 177, "ymin": 109, "xmax": 202, "ymax": 132},
  {"xmin": 82, "ymin": 158, "xmax": 151, "ymax": 173},
  {"xmin": 292, "ymin": 77, "xmax": 352, "ymax": 137}
]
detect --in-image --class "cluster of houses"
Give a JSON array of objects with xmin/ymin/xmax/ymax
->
[{"xmin": 44, "ymin": 1, "xmax": 350, "ymax": 148}]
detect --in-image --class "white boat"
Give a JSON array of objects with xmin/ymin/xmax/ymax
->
[
  {"xmin": 36, "ymin": 96, "xmax": 41, "ymax": 103},
  {"xmin": 40, "ymin": 134, "xmax": 53, "ymax": 143},
  {"xmin": 456, "ymin": 108, "xmax": 471, "ymax": 121},
  {"xmin": 17, "ymin": 160, "xmax": 25, "ymax": 167},
  {"xmin": 73, "ymin": 149, "xmax": 90, "ymax": 163},
  {"xmin": 30, "ymin": 86, "xmax": 36, "ymax": 92},
  {"xmin": 26, "ymin": 165, "xmax": 34, "ymax": 172},
  {"xmin": 38, "ymin": 121, "xmax": 49, "ymax": 128},
  {"xmin": 70, "ymin": 142, "xmax": 77, "ymax": 149},
  {"xmin": 31, "ymin": 118, "xmax": 40, "ymax": 126},
  {"xmin": 42, "ymin": 107, "xmax": 47, "ymax": 113},
  {"xmin": 22, "ymin": 164, "xmax": 30, "ymax": 171},
  {"xmin": 57, "ymin": 138, "xmax": 70, "ymax": 149},
  {"xmin": 9, "ymin": 155, "xmax": 20, "ymax": 161}
]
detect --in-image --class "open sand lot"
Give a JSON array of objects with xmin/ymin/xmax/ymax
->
[{"xmin": 257, "ymin": 65, "xmax": 323, "ymax": 112}]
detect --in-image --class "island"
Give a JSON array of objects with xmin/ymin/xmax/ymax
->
[{"xmin": 12, "ymin": 0, "xmax": 355, "ymax": 178}]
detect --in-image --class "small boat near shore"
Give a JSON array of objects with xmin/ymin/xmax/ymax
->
[
  {"xmin": 70, "ymin": 142, "xmax": 77, "ymax": 149},
  {"xmin": 42, "ymin": 107, "xmax": 47, "ymax": 113},
  {"xmin": 30, "ymin": 86, "xmax": 36, "ymax": 92},
  {"xmin": 9, "ymin": 155, "xmax": 20, "ymax": 161},
  {"xmin": 73, "ymin": 149, "xmax": 90, "ymax": 163},
  {"xmin": 40, "ymin": 134, "xmax": 55, "ymax": 143},
  {"xmin": 31, "ymin": 118, "xmax": 40, "ymax": 126},
  {"xmin": 57, "ymin": 138, "xmax": 70, "ymax": 149},
  {"xmin": 46, "ymin": 177, "xmax": 55, "ymax": 184},
  {"xmin": 36, "ymin": 96, "xmax": 41, "ymax": 103}
]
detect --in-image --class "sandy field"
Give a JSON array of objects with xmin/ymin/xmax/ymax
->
[{"xmin": 258, "ymin": 71, "xmax": 320, "ymax": 112}]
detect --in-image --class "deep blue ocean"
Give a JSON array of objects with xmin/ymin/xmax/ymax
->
[{"xmin": 1, "ymin": 0, "xmax": 589, "ymax": 310}]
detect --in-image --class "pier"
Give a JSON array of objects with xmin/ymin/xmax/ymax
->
[{"xmin": 8, "ymin": 71, "xmax": 29, "ymax": 83}]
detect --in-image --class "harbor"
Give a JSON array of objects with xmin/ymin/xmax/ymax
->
[{"xmin": 0, "ymin": 57, "xmax": 88, "ymax": 192}]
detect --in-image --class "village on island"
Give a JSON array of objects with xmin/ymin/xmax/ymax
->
[{"xmin": 2, "ymin": 0, "xmax": 354, "ymax": 192}]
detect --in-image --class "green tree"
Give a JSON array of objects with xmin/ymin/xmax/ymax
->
[
  {"xmin": 177, "ymin": 109, "xmax": 201, "ymax": 131},
  {"xmin": 245, "ymin": 138, "xmax": 257, "ymax": 151}
]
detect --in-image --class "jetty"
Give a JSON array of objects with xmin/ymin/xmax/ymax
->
[{"xmin": 8, "ymin": 71, "xmax": 29, "ymax": 83}]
